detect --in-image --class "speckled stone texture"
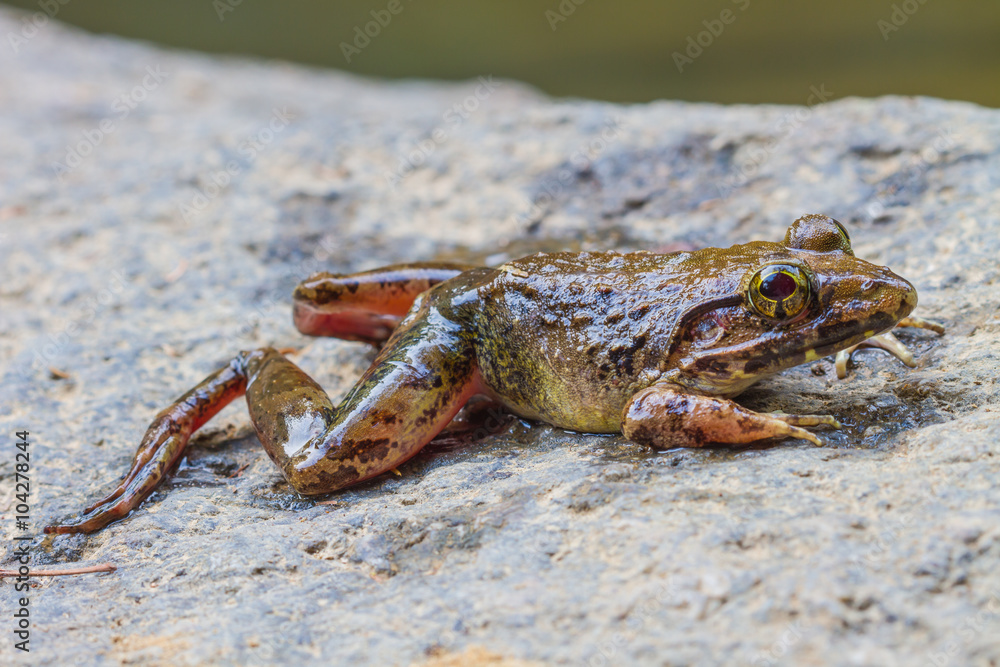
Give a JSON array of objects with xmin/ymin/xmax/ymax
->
[{"xmin": 1, "ymin": 9, "xmax": 999, "ymax": 667}]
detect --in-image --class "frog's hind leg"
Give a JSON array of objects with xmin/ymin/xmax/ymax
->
[
  {"xmin": 44, "ymin": 355, "xmax": 257, "ymax": 534},
  {"xmin": 45, "ymin": 299, "xmax": 480, "ymax": 534},
  {"xmin": 293, "ymin": 262, "xmax": 478, "ymax": 344},
  {"xmin": 252, "ymin": 308, "xmax": 481, "ymax": 494}
]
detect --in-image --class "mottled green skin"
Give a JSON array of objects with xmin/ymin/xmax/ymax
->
[
  {"xmin": 453, "ymin": 235, "xmax": 914, "ymax": 433},
  {"xmin": 45, "ymin": 214, "xmax": 921, "ymax": 534}
]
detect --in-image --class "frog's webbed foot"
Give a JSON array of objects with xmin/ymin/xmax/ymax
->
[
  {"xmin": 622, "ymin": 383, "xmax": 839, "ymax": 449},
  {"xmin": 834, "ymin": 317, "xmax": 946, "ymax": 379}
]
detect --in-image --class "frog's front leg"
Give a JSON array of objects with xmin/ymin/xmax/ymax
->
[
  {"xmin": 834, "ymin": 316, "xmax": 946, "ymax": 379},
  {"xmin": 45, "ymin": 299, "xmax": 480, "ymax": 534},
  {"xmin": 621, "ymin": 383, "xmax": 840, "ymax": 449}
]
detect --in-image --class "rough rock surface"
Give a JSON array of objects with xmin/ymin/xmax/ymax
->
[{"xmin": 2, "ymin": 10, "xmax": 999, "ymax": 667}]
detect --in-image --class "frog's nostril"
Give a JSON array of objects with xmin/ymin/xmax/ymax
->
[{"xmin": 859, "ymin": 278, "xmax": 880, "ymax": 293}]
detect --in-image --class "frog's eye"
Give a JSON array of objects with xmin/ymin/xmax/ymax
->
[
  {"xmin": 747, "ymin": 264, "xmax": 811, "ymax": 320},
  {"xmin": 783, "ymin": 214, "xmax": 853, "ymax": 255}
]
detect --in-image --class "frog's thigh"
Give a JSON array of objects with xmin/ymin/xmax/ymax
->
[
  {"xmin": 621, "ymin": 384, "xmax": 825, "ymax": 449},
  {"xmin": 292, "ymin": 262, "xmax": 476, "ymax": 344},
  {"xmin": 247, "ymin": 315, "xmax": 479, "ymax": 495}
]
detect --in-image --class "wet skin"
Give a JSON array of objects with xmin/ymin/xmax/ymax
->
[{"xmin": 45, "ymin": 214, "xmax": 944, "ymax": 534}]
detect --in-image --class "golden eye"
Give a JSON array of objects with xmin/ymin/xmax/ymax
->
[{"xmin": 747, "ymin": 264, "xmax": 811, "ymax": 320}]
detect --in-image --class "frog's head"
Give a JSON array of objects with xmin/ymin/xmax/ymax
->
[{"xmin": 672, "ymin": 214, "xmax": 917, "ymax": 396}]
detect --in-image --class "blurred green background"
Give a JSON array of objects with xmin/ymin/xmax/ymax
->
[{"xmin": 4, "ymin": 0, "xmax": 998, "ymax": 106}]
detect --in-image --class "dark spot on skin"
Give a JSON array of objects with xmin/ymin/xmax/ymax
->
[
  {"xmin": 691, "ymin": 357, "xmax": 730, "ymax": 375},
  {"xmin": 513, "ymin": 283, "xmax": 540, "ymax": 299},
  {"xmin": 607, "ymin": 334, "xmax": 647, "ymax": 376},
  {"xmin": 351, "ymin": 438, "xmax": 391, "ymax": 464},
  {"xmin": 401, "ymin": 375, "xmax": 430, "ymax": 390},
  {"xmin": 818, "ymin": 287, "xmax": 835, "ymax": 310},
  {"xmin": 605, "ymin": 312, "xmax": 625, "ymax": 325},
  {"xmin": 867, "ymin": 311, "xmax": 896, "ymax": 334},
  {"xmin": 815, "ymin": 322, "xmax": 845, "ymax": 343},
  {"xmin": 325, "ymin": 465, "xmax": 361, "ymax": 490},
  {"xmin": 743, "ymin": 355, "xmax": 775, "ymax": 375},
  {"xmin": 432, "ymin": 377, "xmax": 443, "ymax": 388},
  {"xmin": 628, "ymin": 304, "xmax": 651, "ymax": 320}
]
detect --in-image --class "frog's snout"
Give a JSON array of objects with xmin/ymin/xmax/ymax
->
[
  {"xmin": 901, "ymin": 277, "xmax": 918, "ymax": 315},
  {"xmin": 883, "ymin": 269, "xmax": 917, "ymax": 324},
  {"xmin": 854, "ymin": 267, "xmax": 917, "ymax": 331},
  {"xmin": 819, "ymin": 264, "xmax": 916, "ymax": 340}
]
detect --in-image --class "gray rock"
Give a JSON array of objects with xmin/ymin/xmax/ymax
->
[{"xmin": 1, "ymin": 9, "xmax": 999, "ymax": 667}]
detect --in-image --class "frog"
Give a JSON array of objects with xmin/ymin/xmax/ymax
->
[{"xmin": 45, "ymin": 214, "xmax": 943, "ymax": 534}]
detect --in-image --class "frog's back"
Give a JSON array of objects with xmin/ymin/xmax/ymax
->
[{"xmin": 469, "ymin": 249, "xmax": 743, "ymax": 432}]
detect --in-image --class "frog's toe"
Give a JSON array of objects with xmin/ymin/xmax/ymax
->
[
  {"xmin": 834, "ymin": 346, "xmax": 854, "ymax": 379},
  {"xmin": 82, "ymin": 484, "xmax": 128, "ymax": 515},
  {"xmin": 836, "ymin": 316, "xmax": 946, "ymax": 379},
  {"xmin": 769, "ymin": 412, "xmax": 841, "ymax": 430},
  {"xmin": 897, "ymin": 316, "xmax": 946, "ymax": 335},
  {"xmin": 45, "ymin": 430, "xmax": 183, "ymax": 534},
  {"xmin": 835, "ymin": 331, "xmax": 916, "ymax": 379},
  {"xmin": 868, "ymin": 331, "xmax": 916, "ymax": 366},
  {"xmin": 786, "ymin": 426, "xmax": 824, "ymax": 447},
  {"xmin": 44, "ymin": 497, "xmax": 133, "ymax": 534}
]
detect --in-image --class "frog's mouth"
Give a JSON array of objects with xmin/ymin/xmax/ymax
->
[{"xmin": 798, "ymin": 309, "xmax": 900, "ymax": 360}]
